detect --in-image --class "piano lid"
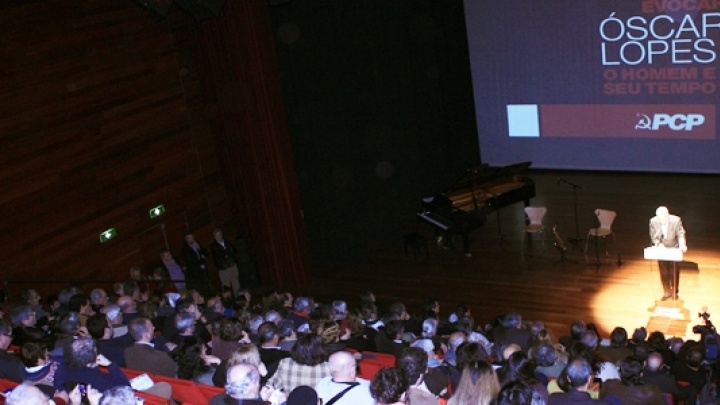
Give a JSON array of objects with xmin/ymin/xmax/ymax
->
[{"xmin": 447, "ymin": 161, "xmax": 532, "ymax": 192}]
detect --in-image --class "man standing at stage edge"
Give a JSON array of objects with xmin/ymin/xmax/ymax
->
[
  {"xmin": 649, "ymin": 206, "xmax": 687, "ymax": 301},
  {"xmin": 211, "ymin": 228, "xmax": 241, "ymax": 296}
]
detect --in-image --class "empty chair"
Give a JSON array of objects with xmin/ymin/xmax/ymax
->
[
  {"xmin": 584, "ymin": 208, "xmax": 617, "ymax": 255},
  {"xmin": 523, "ymin": 206, "xmax": 547, "ymax": 247}
]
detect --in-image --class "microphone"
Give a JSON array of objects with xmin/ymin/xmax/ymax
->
[{"xmin": 654, "ymin": 227, "xmax": 663, "ymax": 245}]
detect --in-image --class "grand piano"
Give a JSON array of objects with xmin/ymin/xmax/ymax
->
[{"xmin": 418, "ymin": 162, "xmax": 536, "ymax": 254}]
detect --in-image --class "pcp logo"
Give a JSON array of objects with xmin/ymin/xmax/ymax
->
[{"xmin": 635, "ymin": 113, "xmax": 705, "ymax": 131}]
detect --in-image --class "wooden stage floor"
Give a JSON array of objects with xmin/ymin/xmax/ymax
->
[{"xmin": 306, "ymin": 169, "xmax": 720, "ymax": 341}]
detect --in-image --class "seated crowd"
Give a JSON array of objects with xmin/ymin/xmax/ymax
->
[{"xmin": 0, "ymin": 276, "xmax": 716, "ymax": 405}]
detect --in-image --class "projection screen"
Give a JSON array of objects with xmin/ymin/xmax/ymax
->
[{"xmin": 465, "ymin": 0, "xmax": 720, "ymax": 173}]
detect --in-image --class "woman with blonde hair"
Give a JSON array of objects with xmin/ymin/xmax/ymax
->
[
  {"xmin": 447, "ymin": 359, "xmax": 500, "ymax": 405},
  {"xmin": 317, "ymin": 319, "xmax": 347, "ymax": 355},
  {"xmin": 212, "ymin": 343, "xmax": 268, "ymax": 387}
]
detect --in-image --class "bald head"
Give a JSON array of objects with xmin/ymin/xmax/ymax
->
[
  {"xmin": 656, "ymin": 206, "xmax": 669, "ymax": 220},
  {"xmin": 646, "ymin": 351, "xmax": 664, "ymax": 372},
  {"xmin": 226, "ymin": 363, "xmax": 261, "ymax": 400},
  {"xmin": 448, "ymin": 331, "xmax": 467, "ymax": 351},
  {"xmin": 328, "ymin": 351, "xmax": 357, "ymax": 381},
  {"xmin": 503, "ymin": 343, "xmax": 521, "ymax": 360},
  {"xmin": 6, "ymin": 383, "xmax": 50, "ymax": 405}
]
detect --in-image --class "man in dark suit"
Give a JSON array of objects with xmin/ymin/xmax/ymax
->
[
  {"xmin": 492, "ymin": 312, "xmax": 533, "ymax": 352},
  {"xmin": 258, "ymin": 322, "xmax": 291, "ymax": 381},
  {"xmin": 210, "ymin": 228, "xmax": 240, "ymax": 296},
  {"xmin": 182, "ymin": 232, "xmax": 212, "ymax": 296},
  {"xmin": 124, "ymin": 317, "xmax": 177, "ymax": 377},
  {"xmin": 548, "ymin": 358, "xmax": 611, "ymax": 405},
  {"xmin": 643, "ymin": 352, "xmax": 681, "ymax": 399},
  {"xmin": 86, "ymin": 314, "xmax": 130, "ymax": 367},
  {"xmin": 649, "ymin": 206, "xmax": 687, "ymax": 300}
]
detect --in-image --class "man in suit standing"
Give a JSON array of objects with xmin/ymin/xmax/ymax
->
[
  {"xmin": 182, "ymin": 232, "xmax": 211, "ymax": 296},
  {"xmin": 211, "ymin": 228, "xmax": 240, "ymax": 296},
  {"xmin": 649, "ymin": 206, "xmax": 687, "ymax": 301}
]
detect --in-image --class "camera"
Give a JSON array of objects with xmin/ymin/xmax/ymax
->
[
  {"xmin": 693, "ymin": 307, "xmax": 715, "ymax": 335},
  {"xmin": 693, "ymin": 307, "xmax": 719, "ymax": 363}
]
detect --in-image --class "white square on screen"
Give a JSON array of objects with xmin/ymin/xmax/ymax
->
[{"xmin": 507, "ymin": 104, "xmax": 540, "ymax": 137}]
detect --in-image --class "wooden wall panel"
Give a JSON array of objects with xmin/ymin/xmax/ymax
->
[{"xmin": 0, "ymin": 0, "xmax": 238, "ymax": 298}]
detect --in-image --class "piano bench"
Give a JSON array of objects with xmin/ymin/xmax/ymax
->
[{"xmin": 404, "ymin": 232, "xmax": 429, "ymax": 262}]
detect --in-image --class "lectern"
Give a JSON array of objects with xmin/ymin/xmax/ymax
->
[
  {"xmin": 644, "ymin": 246, "xmax": 683, "ymax": 299},
  {"xmin": 644, "ymin": 246, "xmax": 683, "ymax": 262}
]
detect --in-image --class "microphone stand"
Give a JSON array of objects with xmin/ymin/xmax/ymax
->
[
  {"xmin": 557, "ymin": 178, "xmax": 583, "ymax": 247},
  {"xmin": 483, "ymin": 189, "xmax": 510, "ymax": 246}
]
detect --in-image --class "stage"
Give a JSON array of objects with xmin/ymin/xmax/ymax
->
[{"xmin": 307, "ymin": 169, "xmax": 720, "ymax": 341}]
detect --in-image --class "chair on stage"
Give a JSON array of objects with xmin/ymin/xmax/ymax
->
[
  {"xmin": 584, "ymin": 208, "xmax": 617, "ymax": 255},
  {"xmin": 523, "ymin": 206, "xmax": 547, "ymax": 248}
]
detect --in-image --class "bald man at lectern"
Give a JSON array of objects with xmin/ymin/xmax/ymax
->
[{"xmin": 649, "ymin": 206, "xmax": 687, "ymax": 301}]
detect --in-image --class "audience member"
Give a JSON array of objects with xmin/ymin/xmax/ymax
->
[
  {"xmin": 287, "ymin": 296, "xmax": 313, "ymax": 331},
  {"xmin": 213, "ymin": 343, "xmax": 268, "ymax": 388},
  {"xmin": 98, "ymin": 385, "xmax": 137, "ymax": 405},
  {"xmin": 599, "ymin": 357, "xmax": 666, "ymax": 404},
  {"xmin": 493, "ymin": 312, "xmax": 533, "ymax": 352},
  {"xmin": 100, "ymin": 304, "xmax": 127, "ymax": 338},
  {"xmin": 670, "ymin": 343, "xmax": 706, "ymax": 404},
  {"xmin": 86, "ymin": 313, "xmax": 128, "ymax": 367},
  {"xmin": 258, "ymin": 321, "xmax": 291, "ymax": 380},
  {"xmin": 374, "ymin": 319, "xmax": 406, "ymax": 358},
  {"xmin": 267, "ymin": 333, "xmax": 331, "ymax": 393},
  {"xmin": 89, "ymin": 288, "xmax": 109, "ymax": 313},
  {"xmin": 0, "ymin": 319, "xmax": 23, "ymax": 382},
  {"xmin": 211, "ymin": 228, "xmax": 241, "ymax": 296},
  {"xmin": 5, "ymin": 383, "xmax": 71, "ymax": 405},
  {"xmin": 210, "ymin": 363, "xmax": 281, "ymax": 405},
  {"xmin": 10, "ymin": 304, "xmax": 55, "ymax": 348},
  {"xmin": 182, "ymin": 232, "xmax": 211, "ymax": 295},
  {"xmin": 287, "ymin": 385, "xmax": 319, "ymax": 405},
  {"xmin": 498, "ymin": 351, "xmax": 549, "ymax": 403},
  {"xmin": 643, "ymin": 351, "xmax": 682, "ymax": 400},
  {"xmin": 370, "ymin": 367, "xmax": 409, "ymax": 405},
  {"xmin": 174, "ymin": 334, "xmax": 220, "ymax": 385},
  {"xmin": 548, "ymin": 358, "xmax": 610, "ymax": 405},
  {"xmin": 124, "ymin": 317, "xmax": 177, "ymax": 377},
  {"xmin": 159, "ymin": 248, "xmax": 186, "ymax": 291},
  {"xmin": 395, "ymin": 346, "xmax": 437, "ymax": 405},
  {"xmin": 54, "ymin": 337, "xmax": 129, "ymax": 393},
  {"xmin": 533, "ymin": 342, "xmax": 565, "ymax": 379},
  {"xmin": 596, "ymin": 327, "xmax": 631, "ymax": 365},
  {"xmin": 19, "ymin": 342, "xmax": 59, "ymax": 398},
  {"xmin": 20, "ymin": 289, "xmax": 51, "ymax": 325},
  {"xmin": 67, "ymin": 293, "xmax": 95, "ymax": 326},
  {"xmin": 559, "ymin": 320, "xmax": 586, "ymax": 350},
  {"xmin": 315, "ymin": 350, "xmax": 374, "ymax": 405},
  {"xmin": 447, "ymin": 359, "xmax": 499, "ymax": 405},
  {"xmin": 116, "ymin": 296, "xmax": 139, "ymax": 326}
]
